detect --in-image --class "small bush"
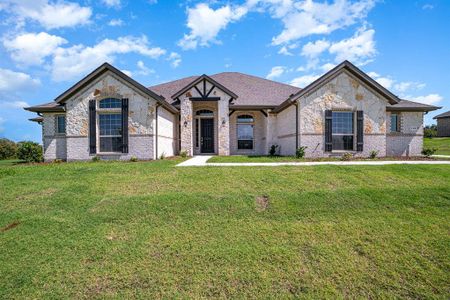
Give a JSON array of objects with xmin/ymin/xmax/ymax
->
[
  {"xmin": 130, "ymin": 156, "xmax": 138, "ymax": 162},
  {"xmin": 422, "ymin": 148, "xmax": 437, "ymax": 157},
  {"xmin": 92, "ymin": 156, "xmax": 100, "ymax": 162},
  {"xmin": 341, "ymin": 152, "xmax": 353, "ymax": 161},
  {"xmin": 160, "ymin": 152, "xmax": 166, "ymax": 160},
  {"xmin": 0, "ymin": 138, "xmax": 18, "ymax": 160},
  {"xmin": 369, "ymin": 150, "xmax": 378, "ymax": 159},
  {"xmin": 295, "ymin": 146, "xmax": 307, "ymax": 158},
  {"xmin": 17, "ymin": 141, "xmax": 43, "ymax": 163},
  {"xmin": 269, "ymin": 145, "xmax": 279, "ymax": 156},
  {"xmin": 180, "ymin": 150, "xmax": 188, "ymax": 158},
  {"xmin": 53, "ymin": 159, "xmax": 63, "ymax": 163}
]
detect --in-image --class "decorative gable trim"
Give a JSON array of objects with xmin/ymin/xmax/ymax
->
[{"xmin": 171, "ymin": 74, "xmax": 238, "ymax": 100}]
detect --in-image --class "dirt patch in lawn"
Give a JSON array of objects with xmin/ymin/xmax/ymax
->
[
  {"xmin": 255, "ymin": 195, "xmax": 270, "ymax": 212},
  {"xmin": 1, "ymin": 221, "xmax": 20, "ymax": 232}
]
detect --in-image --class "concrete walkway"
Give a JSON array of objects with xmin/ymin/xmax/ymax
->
[
  {"xmin": 177, "ymin": 156, "xmax": 450, "ymax": 167},
  {"xmin": 433, "ymin": 154, "xmax": 450, "ymax": 158}
]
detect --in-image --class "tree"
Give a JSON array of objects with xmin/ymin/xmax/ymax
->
[
  {"xmin": 17, "ymin": 141, "xmax": 43, "ymax": 163},
  {"xmin": 0, "ymin": 138, "xmax": 18, "ymax": 160}
]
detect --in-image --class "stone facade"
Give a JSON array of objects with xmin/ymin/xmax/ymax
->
[
  {"xmin": 436, "ymin": 118, "xmax": 450, "ymax": 137},
  {"xmin": 38, "ymin": 67, "xmax": 429, "ymax": 161}
]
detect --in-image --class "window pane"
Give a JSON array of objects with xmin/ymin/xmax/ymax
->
[
  {"xmin": 237, "ymin": 115, "xmax": 254, "ymax": 123},
  {"xmin": 99, "ymin": 114, "xmax": 122, "ymax": 136},
  {"xmin": 100, "ymin": 137, "xmax": 122, "ymax": 152},
  {"xmin": 390, "ymin": 114, "xmax": 398, "ymax": 132},
  {"xmin": 99, "ymin": 98, "xmax": 122, "ymax": 109},
  {"xmin": 237, "ymin": 124, "xmax": 253, "ymax": 149},
  {"xmin": 332, "ymin": 135, "xmax": 354, "ymax": 151},
  {"xmin": 57, "ymin": 116, "xmax": 65, "ymax": 134},
  {"xmin": 332, "ymin": 112, "xmax": 354, "ymax": 134},
  {"xmin": 196, "ymin": 110, "xmax": 213, "ymax": 117}
]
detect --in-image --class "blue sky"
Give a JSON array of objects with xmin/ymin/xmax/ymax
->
[{"xmin": 0, "ymin": 0, "xmax": 448, "ymax": 142}]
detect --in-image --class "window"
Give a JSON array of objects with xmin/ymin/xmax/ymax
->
[
  {"xmin": 390, "ymin": 113, "xmax": 400, "ymax": 132},
  {"xmin": 195, "ymin": 119, "xmax": 199, "ymax": 147},
  {"xmin": 196, "ymin": 109, "xmax": 213, "ymax": 117},
  {"xmin": 237, "ymin": 115, "xmax": 254, "ymax": 150},
  {"xmin": 56, "ymin": 115, "xmax": 66, "ymax": 134},
  {"xmin": 99, "ymin": 98, "xmax": 122, "ymax": 109},
  {"xmin": 332, "ymin": 111, "xmax": 354, "ymax": 151},
  {"xmin": 99, "ymin": 113, "xmax": 122, "ymax": 152}
]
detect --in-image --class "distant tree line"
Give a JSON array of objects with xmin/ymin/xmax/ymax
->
[
  {"xmin": 0, "ymin": 138, "xmax": 43, "ymax": 162},
  {"xmin": 424, "ymin": 124, "xmax": 438, "ymax": 138}
]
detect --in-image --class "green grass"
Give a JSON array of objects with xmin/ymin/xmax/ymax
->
[
  {"xmin": 1, "ymin": 159, "xmax": 449, "ymax": 298},
  {"xmin": 0, "ymin": 159, "xmax": 24, "ymax": 166},
  {"xmin": 424, "ymin": 137, "xmax": 450, "ymax": 155}
]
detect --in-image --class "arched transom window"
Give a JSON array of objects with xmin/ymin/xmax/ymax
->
[
  {"xmin": 99, "ymin": 98, "xmax": 122, "ymax": 109},
  {"xmin": 237, "ymin": 114, "xmax": 254, "ymax": 150},
  {"xmin": 196, "ymin": 109, "xmax": 214, "ymax": 117}
]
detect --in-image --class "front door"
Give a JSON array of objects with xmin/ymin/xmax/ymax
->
[{"xmin": 201, "ymin": 118, "xmax": 214, "ymax": 153}]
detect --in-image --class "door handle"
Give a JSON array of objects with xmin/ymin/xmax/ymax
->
[{"xmin": 200, "ymin": 137, "xmax": 203, "ymax": 144}]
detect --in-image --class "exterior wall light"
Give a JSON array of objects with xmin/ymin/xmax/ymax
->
[{"xmin": 184, "ymin": 120, "xmax": 188, "ymax": 127}]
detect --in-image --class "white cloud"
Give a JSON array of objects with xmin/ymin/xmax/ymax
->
[
  {"xmin": 102, "ymin": 0, "xmax": 121, "ymax": 8},
  {"xmin": 2, "ymin": 0, "xmax": 92, "ymax": 29},
  {"xmin": 167, "ymin": 52, "xmax": 182, "ymax": 68},
  {"xmin": 367, "ymin": 71, "xmax": 393, "ymax": 89},
  {"xmin": 409, "ymin": 94, "xmax": 443, "ymax": 105},
  {"xmin": 278, "ymin": 43, "xmax": 299, "ymax": 56},
  {"xmin": 0, "ymin": 68, "xmax": 40, "ymax": 92},
  {"xmin": 328, "ymin": 26, "xmax": 376, "ymax": 65},
  {"xmin": 394, "ymin": 82, "xmax": 426, "ymax": 93},
  {"xmin": 320, "ymin": 62, "xmax": 336, "ymax": 72},
  {"xmin": 3, "ymin": 32, "xmax": 67, "ymax": 65},
  {"xmin": 301, "ymin": 39, "xmax": 330, "ymax": 58},
  {"xmin": 0, "ymin": 100, "xmax": 30, "ymax": 109},
  {"xmin": 51, "ymin": 36, "xmax": 166, "ymax": 81},
  {"xmin": 121, "ymin": 69, "xmax": 132, "ymax": 77},
  {"xmin": 136, "ymin": 60, "xmax": 155, "ymax": 75},
  {"xmin": 108, "ymin": 19, "xmax": 124, "ymax": 26},
  {"xmin": 269, "ymin": 0, "xmax": 376, "ymax": 45},
  {"xmin": 178, "ymin": 3, "xmax": 248, "ymax": 50},
  {"xmin": 289, "ymin": 74, "xmax": 320, "ymax": 87},
  {"xmin": 266, "ymin": 66, "xmax": 286, "ymax": 79},
  {"xmin": 422, "ymin": 4, "xmax": 434, "ymax": 10}
]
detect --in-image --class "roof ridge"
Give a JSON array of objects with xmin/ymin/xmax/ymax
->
[{"xmin": 211, "ymin": 71, "xmax": 302, "ymax": 89}]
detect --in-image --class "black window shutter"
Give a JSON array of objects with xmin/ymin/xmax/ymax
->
[
  {"xmin": 88, "ymin": 100, "xmax": 96, "ymax": 154},
  {"xmin": 121, "ymin": 98, "xmax": 129, "ymax": 153},
  {"xmin": 325, "ymin": 110, "xmax": 332, "ymax": 152},
  {"xmin": 356, "ymin": 110, "xmax": 364, "ymax": 152}
]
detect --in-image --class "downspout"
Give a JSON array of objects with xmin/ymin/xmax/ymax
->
[
  {"xmin": 155, "ymin": 103, "xmax": 160, "ymax": 160},
  {"xmin": 294, "ymin": 101, "xmax": 299, "ymax": 150}
]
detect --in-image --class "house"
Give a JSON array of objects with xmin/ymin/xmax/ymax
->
[
  {"xmin": 433, "ymin": 110, "xmax": 450, "ymax": 137},
  {"xmin": 25, "ymin": 60, "xmax": 441, "ymax": 162}
]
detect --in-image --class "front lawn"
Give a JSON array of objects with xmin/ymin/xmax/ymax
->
[
  {"xmin": 424, "ymin": 137, "xmax": 450, "ymax": 155},
  {"xmin": 1, "ymin": 159, "xmax": 449, "ymax": 298}
]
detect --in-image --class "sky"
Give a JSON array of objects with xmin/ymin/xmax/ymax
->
[{"xmin": 0, "ymin": 0, "xmax": 449, "ymax": 142}]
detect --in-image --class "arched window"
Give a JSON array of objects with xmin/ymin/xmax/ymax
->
[
  {"xmin": 99, "ymin": 98, "xmax": 122, "ymax": 109},
  {"xmin": 237, "ymin": 114, "xmax": 254, "ymax": 150},
  {"xmin": 196, "ymin": 109, "xmax": 214, "ymax": 117}
]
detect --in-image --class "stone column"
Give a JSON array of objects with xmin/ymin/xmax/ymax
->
[
  {"xmin": 217, "ymin": 98, "xmax": 230, "ymax": 155},
  {"xmin": 180, "ymin": 97, "xmax": 193, "ymax": 156}
]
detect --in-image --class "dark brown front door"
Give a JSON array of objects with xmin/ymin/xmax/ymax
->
[{"xmin": 201, "ymin": 118, "xmax": 214, "ymax": 153}]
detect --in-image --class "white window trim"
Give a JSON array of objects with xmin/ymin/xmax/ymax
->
[
  {"xmin": 97, "ymin": 111, "xmax": 122, "ymax": 154},
  {"xmin": 55, "ymin": 114, "xmax": 66, "ymax": 136},
  {"xmin": 331, "ymin": 110, "xmax": 356, "ymax": 152},
  {"xmin": 237, "ymin": 114, "xmax": 255, "ymax": 151}
]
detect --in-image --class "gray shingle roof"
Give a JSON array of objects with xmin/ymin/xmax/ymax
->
[
  {"xmin": 149, "ymin": 72, "xmax": 301, "ymax": 107},
  {"xmin": 433, "ymin": 110, "xmax": 450, "ymax": 119},
  {"xmin": 24, "ymin": 102, "xmax": 65, "ymax": 112},
  {"xmin": 387, "ymin": 99, "xmax": 441, "ymax": 112}
]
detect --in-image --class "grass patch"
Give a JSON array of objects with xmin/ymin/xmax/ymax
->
[
  {"xmin": 0, "ymin": 159, "xmax": 24, "ymax": 166},
  {"xmin": 424, "ymin": 137, "xmax": 450, "ymax": 155},
  {"xmin": 0, "ymin": 159, "xmax": 449, "ymax": 298}
]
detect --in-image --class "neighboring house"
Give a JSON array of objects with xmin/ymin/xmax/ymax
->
[
  {"xmin": 433, "ymin": 110, "xmax": 450, "ymax": 137},
  {"xmin": 26, "ymin": 61, "xmax": 440, "ymax": 162}
]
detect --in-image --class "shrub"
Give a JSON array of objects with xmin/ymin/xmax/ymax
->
[
  {"xmin": 269, "ymin": 145, "xmax": 279, "ymax": 156},
  {"xmin": 130, "ymin": 156, "xmax": 138, "ymax": 162},
  {"xmin": 369, "ymin": 150, "xmax": 378, "ymax": 159},
  {"xmin": 92, "ymin": 156, "xmax": 100, "ymax": 162},
  {"xmin": 422, "ymin": 148, "xmax": 437, "ymax": 157},
  {"xmin": 17, "ymin": 141, "xmax": 43, "ymax": 163},
  {"xmin": 295, "ymin": 146, "xmax": 307, "ymax": 158},
  {"xmin": 341, "ymin": 152, "xmax": 353, "ymax": 161},
  {"xmin": 53, "ymin": 159, "xmax": 63, "ymax": 163},
  {"xmin": 424, "ymin": 125, "xmax": 437, "ymax": 138},
  {"xmin": 0, "ymin": 138, "xmax": 17, "ymax": 160},
  {"xmin": 180, "ymin": 150, "xmax": 188, "ymax": 158},
  {"xmin": 160, "ymin": 152, "xmax": 166, "ymax": 160}
]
